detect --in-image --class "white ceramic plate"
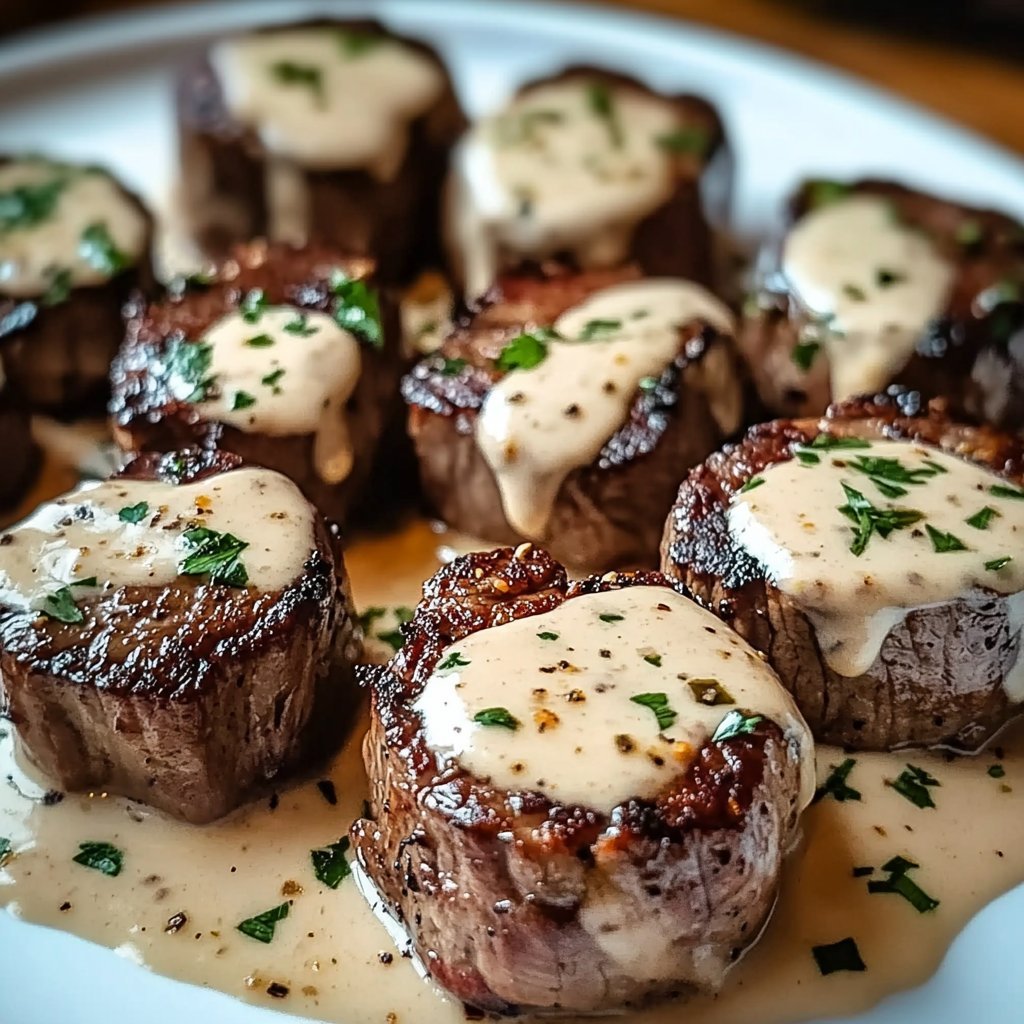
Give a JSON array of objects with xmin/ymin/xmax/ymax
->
[{"xmin": 1, "ymin": 2, "xmax": 1024, "ymax": 1022}]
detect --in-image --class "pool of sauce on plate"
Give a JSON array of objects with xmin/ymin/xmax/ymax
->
[{"xmin": 3, "ymin": 461, "xmax": 1024, "ymax": 1024}]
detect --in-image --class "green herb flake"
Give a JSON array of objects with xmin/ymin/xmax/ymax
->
[
  {"xmin": 245, "ymin": 333, "xmax": 275, "ymax": 348},
  {"xmin": 237, "ymin": 902, "xmax": 289, "ymax": 944},
  {"xmin": 847, "ymin": 453, "xmax": 944, "ymax": 499},
  {"xmin": 72, "ymin": 841, "xmax": 123, "ymax": 877},
  {"xmin": 578, "ymin": 318, "xmax": 622, "ymax": 340},
  {"xmin": 439, "ymin": 356, "xmax": 467, "ymax": 376},
  {"xmin": 966, "ymin": 506, "xmax": 1000, "ymax": 530},
  {"xmin": 654, "ymin": 127, "xmax": 710, "ymax": 156},
  {"xmin": 795, "ymin": 449, "xmax": 821, "ymax": 466},
  {"xmin": 585, "ymin": 81, "xmax": 623, "ymax": 147},
  {"xmin": 599, "ymin": 612, "xmax": 624, "ymax": 623},
  {"xmin": 0, "ymin": 837, "xmax": 11, "ymax": 866},
  {"xmin": 876, "ymin": 267, "xmax": 906, "ymax": 287},
  {"xmin": 790, "ymin": 339, "xmax": 820, "ymax": 372},
  {"xmin": 311, "ymin": 837, "xmax": 351, "ymax": 889},
  {"xmin": 438, "ymin": 651, "xmax": 470, "ymax": 672},
  {"xmin": 687, "ymin": 678, "xmax": 735, "ymax": 706},
  {"xmin": 888, "ymin": 763, "xmax": 939, "ymax": 809},
  {"xmin": 232, "ymin": 390, "xmax": 256, "ymax": 411},
  {"xmin": 179, "ymin": 527, "xmax": 249, "ymax": 587},
  {"xmin": 867, "ymin": 856, "xmax": 939, "ymax": 913},
  {"xmin": 270, "ymin": 60, "xmax": 324, "ymax": 103},
  {"xmin": 642, "ymin": 653, "xmax": 663, "ymax": 667},
  {"xmin": 925, "ymin": 524, "xmax": 967, "ymax": 553},
  {"xmin": 0, "ymin": 173, "xmax": 71, "ymax": 234},
  {"xmin": 812, "ymin": 937, "xmax": 866, "ymax": 976},
  {"xmin": 988, "ymin": 764, "xmax": 1006, "ymax": 779},
  {"xmin": 842, "ymin": 283, "xmax": 867, "ymax": 302},
  {"xmin": 329, "ymin": 270, "xmax": 383, "ymax": 348},
  {"xmin": 336, "ymin": 29, "xmax": 382, "ymax": 56},
  {"xmin": 990, "ymin": 484, "xmax": 1024, "ymax": 501},
  {"xmin": 164, "ymin": 339, "xmax": 215, "ymax": 403},
  {"xmin": 814, "ymin": 758, "xmax": 861, "ymax": 803},
  {"xmin": 537, "ymin": 631, "xmax": 559, "ymax": 641},
  {"xmin": 357, "ymin": 606, "xmax": 386, "ymax": 633},
  {"xmin": 806, "ymin": 179, "xmax": 852, "ymax": 210},
  {"xmin": 240, "ymin": 289, "xmax": 268, "ymax": 324},
  {"xmin": 473, "ymin": 707, "xmax": 519, "ymax": 730},
  {"xmin": 70, "ymin": 577, "xmax": 97, "ymax": 588},
  {"xmin": 955, "ymin": 219, "xmax": 984, "ymax": 247},
  {"xmin": 79, "ymin": 221, "xmax": 129, "ymax": 276},
  {"xmin": 740, "ymin": 476, "xmax": 765, "ymax": 493},
  {"xmin": 838, "ymin": 482, "xmax": 924, "ymax": 557},
  {"xmin": 42, "ymin": 586, "xmax": 83, "ymax": 625},
  {"xmin": 495, "ymin": 329, "xmax": 553, "ymax": 371},
  {"xmin": 630, "ymin": 692, "xmax": 677, "ymax": 731},
  {"xmin": 284, "ymin": 313, "xmax": 318, "ymax": 337},
  {"xmin": 41, "ymin": 267, "xmax": 72, "ymax": 307},
  {"xmin": 261, "ymin": 368, "xmax": 286, "ymax": 389},
  {"xmin": 985, "ymin": 556, "xmax": 1012, "ymax": 572},
  {"xmin": 806, "ymin": 434, "xmax": 871, "ymax": 451},
  {"xmin": 118, "ymin": 501, "xmax": 149, "ymax": 524},
  {"xmin": 712, "ymin": 710, "xmax": 764, "ymax": 742}
]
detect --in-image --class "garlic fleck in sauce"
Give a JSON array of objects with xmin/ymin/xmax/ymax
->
[
  {"xmin": 476, "ymin": 278, "xmax": 735, "ymax": 539},
  {"xmin": 0, "ymin": 159, "xmax": 146, "ymax": 298},
  {"xmin": 449, "ymin": 77, "xmax": 687, "ymax": 297},
  {"xmin": 782, "ymin": 195, "xmax": 954, "ymax": 400},
  {"xmin": 0, "ymin": 468, "xmax": 316, "ymax": 610},
  {"xmin": 185, "ymin": 306, "xmax": 362, "ymax": 483},
  {"xmin": 211, "ymin": 28, "xmax": 443, "ymax": 179},
  {"xmin": 729, "ymin": 438, "xmax": 1024, "ymax": 681},
  {"xmin": 415, "ymin": 585, "xmax": 814, "ymax": 810}
]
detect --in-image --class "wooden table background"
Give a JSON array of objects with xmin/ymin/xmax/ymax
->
[{"xmin": 5, "ymin": 0, "xmax": 1024, "ymax": 156}]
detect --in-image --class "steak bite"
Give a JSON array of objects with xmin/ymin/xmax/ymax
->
[
  {"xmin": 446, "ymin": 67, "xmax": 731, "ymax": 298},
  {"xmin": 177, "ymin": 19, "xmax": 466, "ymax": 283},
  {"xmin": 0, "ymin": 381, "xmax": 37, "ymax": 509},
  {"xmin": 0, "ymin": 448, "xmax": 359, "ymax": 824},
  {"xmin": 0, "ymin": 155, "xmax": 154, "ymax": 413},
  {"xmin": 109, "ymin": 240, "xmax": 402, "ymax": 525},
  {"xmin": 352, "ymin": 546, "xmax": 813, "ymax": 1016},
  {"xmin": 661, "ymin": 391, "xmax": 1024, "ymax": 751},
  {"xmin": 402, "ymin": 264, "xmax": 748, "ymax": 571},
  {"xmin": 740, "ymin": 178, "xmax": 1024, "ymax": 427}
]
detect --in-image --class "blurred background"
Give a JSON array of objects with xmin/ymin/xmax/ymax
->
[{"xmin": 2, "ymin": 0, "xmax": 1023, "ymax": 154}]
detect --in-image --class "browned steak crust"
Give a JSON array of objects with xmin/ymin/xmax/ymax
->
[
  {"xmin": 352, "ymin": 546, "xmax": 803, "ymax": 1014},
  {"xmin": 109, "ymin": 240, "xmax": 404, "ymax": 525},
  {"xmin": 176, "ymin": 19, "xmax": 467, "ymax": 283},
  {"xmin": 661, "ymin": 391, "xmax": 1024, "ymax": 751},
  {"xmin": 0, "ymin": 448, "xmax": 360, "ymax": 823},
  {"xmin": 740, "ymin": 179, "xmax": 1024, "ymax": 427},
  {"xmin": 402, "ymin": 264, "xmax": 750, "ymax": 571}
]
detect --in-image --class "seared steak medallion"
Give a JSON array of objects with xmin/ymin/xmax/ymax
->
[
  {"xmin": 0, "ymin": 448, "xmax": 359, "ymax": 823},
  {"xmin": 661, "ymin": 392, "xmax": 1024, "ymax": 751},
  {"xmin": 177, "ymin": 19, "xmax": 466, "ymax": 283},
  {"xmin": 0, "ymin": 381, "xmax": 38, "ymax": 509},
  {"xmin": 352, "ymin": 545, "xmax": 813, "ymax": 1015},
  {"xmin": 740, "ymin": 178, "xmax": 1024, "ymax": 427},
  {"xmin": 402, "ymin": 264, "xmax": 749, "ymax": 571},
  {"xmin": 109, "ymin": 240, "xmax": 403, "ymax": 525},
  {"xmin": 0, "ymin": 155, "xmax": 155, "ymax": 413},
  {"xmin": 446, "ymin": 66, "xmax": 731, "ymax": 298}
]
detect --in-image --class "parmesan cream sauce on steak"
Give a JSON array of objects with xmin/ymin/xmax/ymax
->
[
  {"xmin": 729, "ymin": 439, "xmax": 1024, "ymax": 683},
  {"xmin": 182, "ymin": 305, "xmax": 362, "ymax": 484},
  {"xmin": 0, "ymin": 158, "xmax": 147, "ymax": 298},
  {"xmin": 476, "ymin": 278, "xmax": 736, "ymax": 539},
  {"xmin": 450, "ymin": 77, "xmax": 685, "ymax": 297},
  {"xmin": 0, "ymin": 468, "xmax": 316, "ymax": 610},
  {"xmin": 781, "ymin": 195, "xmax": 954, "ymax": 402},
  {"xmin": 415, "ymin": 585, "xmax": 815, "ymax": 811}
]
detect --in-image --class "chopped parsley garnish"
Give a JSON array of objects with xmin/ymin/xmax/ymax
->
[
  {"xmin": 41, "ymin": 267, "xmax": 72, "ymax": 307},
  {"xmin": 806, "ymin": 179, "xmax": 852, "ymax": 209},
  {"xmin": 955, "ymin": 219, "xmax": 984, "ymax": 247},
  {"xmin": 237, "ymin": 902, "xmax": 289, "ymax": 944},
  {"xmin": 925, "ymin": 524, "xmax": 967, "ymax": 553},
  {"xmin": 473, "ymin": 707, "xmax": 519, "ymax": 730},
  {"xmin": 642, "ymin": 653, "xmax": 663, "ymax": 667},
  {"xmin": 740, "ymin": 476, "xmax": 765, "ymax": 493},
  {"xmin": 966, "ymin": 506, "xmax": 1000, "ymax": 530},
  {"xmin": 795, "ymin": 450, "xmax": 821, "ymax": 466},
  {"xmin": 838, "ymin": 482, "xmax": 924, "ymax": 557},
  {"xmin": 0, "ymin": 837, "xmax": 10, "ymax": 866},
  {"xmin": 245, "ymin": 333, "xmax": 275, "ymax": 348},
  {"xmin": 812, "ymin": 937, "xmax": 866, "ymax": 975},
  {"xmin": 310, "ymin": 837, "xmax": 351, "ymax": 889},
  {"xmin": 842, "ymin": 283, "xmax": 867, "ymax": 302},
  {"xmin": 790, "ymin": 339, "xmax": 820, "ymax": 372},
  {"xmin": 804, "ymin": 434, "xmax": 870, "ymax": 451},
  {"xmin": 852, "ymin": 866, "xmax": 875, "ymax": 878},
  {"xmin": 495, "ymin": 328, "xmax": 555, "ymax": 371},
  {"xmin": 330, "ymin": 270, "xmax": 383, "ymax": 348},
  {"xmin": 240, "ymin": 288, "xmax": 268, "ymax": 324},
  {"xmin": 990, "ymin": 483, "xmax": 1024, "ymax": 501},
  {"xmin": 654, "ymin": 127, "xmax": 710, "ymax": 155},
  {"xmin": 79, "ymin": 221, "xmax": 129, "ymax": 276},
  {"xmin": 231, "ymin": 390, "xmax": 256, "ymax": 411},
  {"xmin": 438, "ymin": 651, "xmax": 470, "ymax": 671},
  {"xmin": 579, "ymin": 318, "xmax": 622, "ymax": 340},
  {"xmin": 598, "ymin": 612, "xmax": 624, "ymax": 623},
  {"xmin": 876, "ymin": 267, "xmax": 906, "ymax": 287},
  {"xmin": 630, "ymin": 692, "xmax": 677, "ymax": 731},
  {"xmin": 270, "ymin": 60, "xmax": 324, "ymax": 103},
  {"xmin": 497, "ymin": 108, "xmax": 564, "ymax": 145},
  {"xmin": 814, "ymin": 758, "xmax": 861, "ymax": 803},
  {"xmin": 165, "ymin": 338, "xmax": 215, "ymax": 403},
  {"xmin": 847, "ymin": 453, "xmax": 944, "ymax": 498},
  {"xmin": 888, "ymin": 763, "xmax": 939, "ymax": 809},
  {"xmin": 376, "ymin": 607, "xmax": 413, "ymax": 653},
  {"xmin": 867, "ymin": 855, "xmax": 939, "ymax": 913},
  {"xmin": 70, "ymin": 577, "xmax": 97, "ymax": 588},
  {"xmin": 985, "ymin": 556, "xmax": 1012, "ymax": 572},
  {"xmin": 284, "ymin": 313, "xmax": 317, "ymax": 336},
  {"xmin": 336, "ymin": 28, "xmax": 382, "ymax": 56},
  {"xmin": 179, "ymin": 527, "xmax": 249, "ymax": 587},
  {"xmin": 712, "ymin": 710, "xmax": 763, "ymax": 742},
  {"xmin": 72, "ymin": 841, "xmax": 123, "ymax": 877},
  {"xmin": 439, "ymin": 356, "xmax": 466, "ymax": 376},
  {"xmin": 585, "ymin": 81, "xmax": 623, "ymax": 147},
  {"xmin": 537, "ymin": 631, "xmax": 559, "ymax": 641},
  {"xmin": 42, "ymin": 586, "xmax": 84, "ymax": 625},
  {"xmin": 988, "ymin": 764, "xmax": 1006, "ymax": 779},
  {"xmin": 261, "ymin": 368, "xmax": 286, "ymax": 389},
  {"xmin": 118, "ymin": 501, "xmax": 149, "ymax": 524},
  {"xmin": 0, "ymin": 173, "xmax": 72, "ymax": 234},
  {"xmin": 358, "ymin": 607, "xmax": 386, "ymax": 632},
  {"xmin": 687, "ymin": 678, "xmax": 735, "ymax": 706}
]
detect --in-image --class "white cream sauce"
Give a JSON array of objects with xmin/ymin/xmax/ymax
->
[
  {"xmin": 782, "ymin": 196, "xmax": 954, "ymax": 400},
  {"xmin": 0, "ymin": 159, "xmax": 147, "ymax": 298},
  {"xmin": 729, "ymin": 438, "xmax": 1024, "ymax": 681},
  {"xmin": 0, "ymin": 468, "xmax": 316, "ymax": 610},
  {"xmin": 415, "ymin": 585, "xmax": 814, "ymax": 811},
  {"xmin": 182, "ymin": 306, "xmax": 362, "ymax": 484},
  {"xmin": 210, "ymin": 28, "xmax": 444, "ymax": 179},
  {"xmin": 450, "ymin": 77, "xmax": 686, "ymax": 297},
  {"xmin": 476, "ymin": 278, "xmax": 735, "ymax": 539}
]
